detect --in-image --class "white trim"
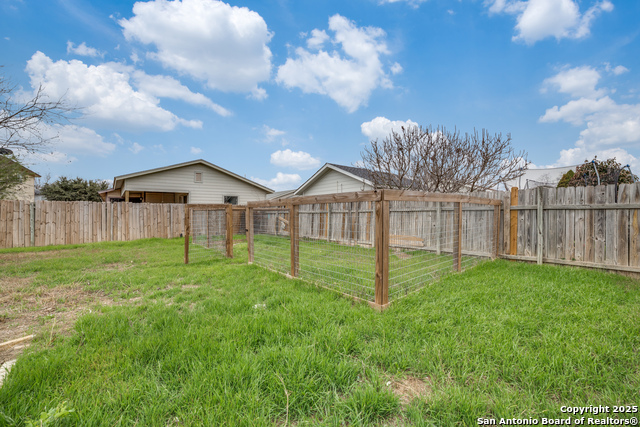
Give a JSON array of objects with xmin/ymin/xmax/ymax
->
[{"xmin": 294, "ymin": 163, "xmax": 373, "ymax": 195}]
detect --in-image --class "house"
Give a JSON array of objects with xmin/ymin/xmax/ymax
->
[
  {"xmin": 503, "ymin": 165, "xmax": 578, "ymax": 190},
  {"xmin": 294, "ymin": 163, "xmax": 375, "ymax": 196},
  {"xmin": 0, "ymin": 155, "xmax": 40, "ymax": 202},
  {"xmin": 99, "ymin": 159, "xmax": 273, "ymax": 204}
]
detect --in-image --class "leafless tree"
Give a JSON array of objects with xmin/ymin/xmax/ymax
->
[
  {"xmin": 361, "ymin": 125, "xmax": 528, "ymax": 193},
  {"xmin": 1, "ymin": 70, "xmax": 75, "ymax": 154}
]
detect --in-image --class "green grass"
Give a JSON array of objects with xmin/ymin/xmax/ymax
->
[{"xmin": 0, "ymin": 238, "xmax": 639, "ymax": 426}]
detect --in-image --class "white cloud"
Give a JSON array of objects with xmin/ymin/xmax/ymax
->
[
  {"xmin": 21, "ymin": 150, "xmax": 78, "ymax": 165},
  {"xmin": 190, "ymin": 146, "xmax": 203, "ymax": 155},
  {"xmin": 390, "ymin": 62, "xmax": 403, "ymax": 75},
  {"xmin": 251, "ymin": 172, "xmax": 302, "ymax": 191},
  {"xmin": 129, "ymin": 142, "xmax": 144, "ymax": 154},
  {"xmin": 276, "ymin": 14, "xmax": 397, "ymax": 113},
  {"xmin": 16, "ymin": 124, "xmax": 111, "ymax": 165},
  {"xmin": 262, "ymin": 125, "xmax": 286, "ymax": 143},
  {"xmin": 540, "ymin": 66, "xmax": 640, "ymax": 170},
  {"xmin": 120, "ymin": 0, "xmax": 272, "ymax": 97},
  {"xmin": 270, "ymin": 149, "xmax": 321, "ymax": 170},
  {"xmin": 378, "ymin": 0, "xmax": 427, "ymax": 7},
  {"xmin": 25, "ymin": 51, "xmax": 204, "ymax": 131},
  {"xmin": 604, "ymin": 63, "xmax": 630, "ymax": 76},
  {"xmin": 52, "ymin": 125, "xmax": 116, "ymax": 156},
  {"xmin": 307, "ymin": 29, "xmax": 329, "ymax": 49},
  {"xmin": 132, "ymin": 71, "xmax": 231, "ymax": 116},
  {"xmin": 486, "ymin": 0, "xmax": 613, "ymax": 45},
  {"xmin": 361, "ymin": 116, "xmax": 419, "ymax": 141},
  {"xmin": 541, "ymin": 66, "xmax": 605, "ymax": 98},
  {"xmin": 66, "ymin": 41, "xmax": 105, "ymax": 58}
]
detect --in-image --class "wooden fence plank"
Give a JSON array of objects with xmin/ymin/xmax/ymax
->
[
  {"xmin": 605, "ymin": 185, "xmax": 617, "ymax": 265},
  {"xmin": 556, "ymin": 188, "xmax": 565, "ymax": 259},
  {"xmin": 575, "ymin": 186, "xmax": 585, "ymax": 262},
  {"xmin": 585, "ymin": 186, "xmax": 595, "ymax": 263},
  {"xmin": 630, "ymin": 183, "xmax": 640, "ymax": 267},
  {"xmin": 565, "ymin": 186, "xmax": 575, "ymax": 261},
  {"xmin": 594, "ymin": 185, "xmax": 606, "ymax": 263},
  {"xmin": 617, "ymin": 184, "xmax": 630, "ymax": 267}
]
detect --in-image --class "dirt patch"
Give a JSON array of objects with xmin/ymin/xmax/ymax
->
[
  {"xmin": 0, "ymin": 275, "xmax": 119, "ymax": 364},
  {"xmin": 387, "ymin": 376, "xmax": 432, "ymax": 405},
  {"xmin": 0, "ymin": 248, "xmax": 79, "ymax": 262},
  {"xmin": 181, "ymin": 285, "xmax": 199, "ymax": 290}
]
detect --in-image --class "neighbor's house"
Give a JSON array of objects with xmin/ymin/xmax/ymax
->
[
  {"xmin": 99, "ymin": 159, "xmax": 273, "ymax": 205},
  {"xmin": 504, "ymin": 165, "xmax": 578, "ymax": 190},
  {"xmin": 0, "ymin": 156, "xmax": 40, "ymax": 202},
  {"xmin": 293, "ymin": 163, "xmax": 375, "ymax": 196}
]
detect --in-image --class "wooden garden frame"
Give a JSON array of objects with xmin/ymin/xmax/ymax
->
[{"xmin": 247, "ymin": 190, "xmax": 502, "ymax": 310}]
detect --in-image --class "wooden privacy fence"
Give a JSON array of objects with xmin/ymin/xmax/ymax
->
[
  {"xmin": 247, "ymin": 190, "xmax": 502, "ymax": 310},
  {"xmin": 0, "ymin": 200, "xmax": 186, "ymax": 248},
  {"xmin": 501, "ymin": 183, "xmax": 640, "ymax": 275}
]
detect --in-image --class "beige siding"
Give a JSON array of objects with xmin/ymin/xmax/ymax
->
[
  {"xmin": 302, "ymin": 169, "xmax": 372, "ymax": 196},
  {"xmin": 122, "ymin": 164, "xmax": 268, "ymax": 204},
  {"xmin": 8, "ymin": 176, "xmax": 36, "ymax": 202}
]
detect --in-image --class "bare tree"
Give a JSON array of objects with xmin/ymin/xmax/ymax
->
[
  {"xmin": 361, "ymin": 125, "xmax": 528, "ymax": 193},
  {"xmin": 1, "ymin": 69, "xmax": 75, "ymax": 154}
]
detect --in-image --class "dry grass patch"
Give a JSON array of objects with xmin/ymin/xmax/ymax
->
[
  {"xmin": 0, "ymin": 275, "xmax": 119, "ymax": 363},
  {"xmin": 387, "ymin": 376, "xmax": 432, "ymax": 405}
]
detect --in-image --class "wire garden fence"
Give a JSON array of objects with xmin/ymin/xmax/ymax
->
[
  {"xmin": 184, "ymin": 204, "xmax": 246, "ymax": 264},
  {"xmin": 248, "ymin": 190, "xmax": 502, "ymax": 310}
]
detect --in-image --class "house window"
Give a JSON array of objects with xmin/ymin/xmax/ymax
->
[
  {"xmin": 224, "ymin": 196, "xmax": 238, "ymax": 205},
  {"xmin": 194, "ymin": 172, "xmax": 203, "ymax": 183}
]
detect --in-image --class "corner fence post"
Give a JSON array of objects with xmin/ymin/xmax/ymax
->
[
  {"xmin": 453, "ymin": 201, "xmax": 462, "ymax": 272},
  {"xmin": 374, "ymin": 190, "xmax": 389, "ymax": 308},
  {"xmin": 247, "ymin": 206, "xmax": 254, "ymax": 264},
  {"xmin": 226, "ymin": 204, "xmax": 233, "ymax": 258},
  {"xmin": 184, "ymin": 206, "xmax": 190, "ymax": 264}
]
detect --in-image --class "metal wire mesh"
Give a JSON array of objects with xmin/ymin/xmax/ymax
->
[
  {"xmin": 233, "ymin": 208, "xmax": 246, "ymax": 244},
  {"xmin": 388, "ymin": 200, "xmax": 494, "ymax": 301},
  {"xmin": 296, "ymin": 202, "xmax": 376, "ymax": 301},
  {"xmin": 252, "ymin": 206, "xmax": 290, "ymax": 275},
  {"xmin": 249, "ymin": 193, "xmax": 498, "ymax": 307},
  {"xmin": 188, "ymin": 207, "xmax": 226, "ymax": 263}
]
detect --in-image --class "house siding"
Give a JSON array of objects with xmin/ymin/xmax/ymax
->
[
  {"xmin": 10, "ymin": 176, "xmax": 36, "ymax": 202},
  {"xmin": 301, "ymin": 169, "xmax": 372, "ymax": 196},
  {"xmin": 122, "ymin": 164, "xmax": 268, "ymax": 204}
]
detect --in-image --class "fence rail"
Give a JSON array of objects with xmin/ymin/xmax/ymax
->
[{"xmin": 0, "ymin": 201, "xmax": 186, "ymax": 249}]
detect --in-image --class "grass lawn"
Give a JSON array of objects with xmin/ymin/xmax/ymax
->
[{"xmin": 0, "ymin": 238, "xmax": 639, "ymax": 426}]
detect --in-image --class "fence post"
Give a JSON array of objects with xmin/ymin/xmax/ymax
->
[
  {"xmin": 290, "ymin": 203, "xmax": 299, "ymax": 277},
  {"xmin": 30, "ymin": 202, "xmax": 35, "ymax": 247},
  {"xmin": 510, "ymin": 187, "xmax": 518, "ymax": 256},
  {"xmin": 435, "ymin": 202, "xmax": 441, "ymax": 255},
  {"xmin": 493, "ymin": 203, "xmax": 500, "ymax": 259},
  {"xmin": 537, "ymin": 187, "xmax": 544, "ymax": 265},
  {"xmin": 326, "ymin": 203, "xmax": 332, "ymax": 242},
  {"xmin": 453, "ymin": 201, "xmax": 462, "ymax": 272},
  {"xmin": 247, "ymin": 206, "xmax": 254, "ymax": 264},
  {"xmin": 226, "ymin": 204, "xmax": 233, "ymax": 258},
  {"xmin": 184, "ymin": 206, "xmax": 190, "ymax": 264},
  {"xmin": 374, "ymin": 190, "xmax": 389, "ymax": 308}
]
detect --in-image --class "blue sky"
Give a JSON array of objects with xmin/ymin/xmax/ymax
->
[{"xmin": 2, "ymin": 0, "xmax": 639, "ymax": 190}]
